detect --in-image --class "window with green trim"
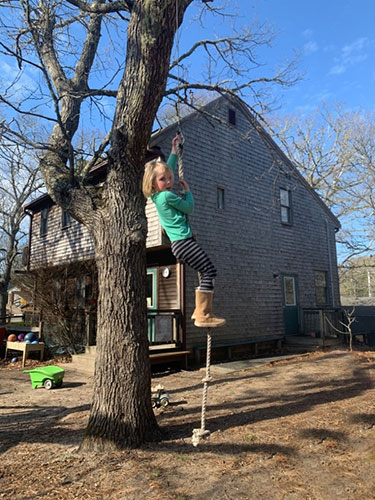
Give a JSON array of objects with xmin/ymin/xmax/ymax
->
[{"xmin": 146, "ymin": 268, "xmax": 158, "ymax": 309}]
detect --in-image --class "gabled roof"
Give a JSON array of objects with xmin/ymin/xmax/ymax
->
[
  {"xmin": 24, "ymin": 193, "xmax": 55, "ymax": 213},
  {"xmin": 230, "ymin": 96, "xmax": 341, "ymax": 229},
  {"xmin": 24, "ymin": 95, "xmax": 340, "ymax": 229},
  {"xmin": 151, "ymin": 94, "xmax": 340, "ymax": 229},
  {"xmin": 24, "ymin": 160, "xmax": 107, "ymax": 213}
]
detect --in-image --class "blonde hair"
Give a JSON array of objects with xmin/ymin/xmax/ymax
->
[{"xmin": 142, "ymin": 158, "xmax": 174, "ymax": 198}]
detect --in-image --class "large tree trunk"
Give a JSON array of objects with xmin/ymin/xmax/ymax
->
[
  {"xmin": 80, "ymin": 165, "xmax": 159, "ymax": 450},
  {"xmin": 0, "ymin": 284, "xmax": 7, "ymax": 323},
  {"xmin": 79, "ymin": 0, "xmax": 192, "ymax": 451},
  {"xmin": 0, "ymin": 235, "xmax": 17, "ymax": 322}
]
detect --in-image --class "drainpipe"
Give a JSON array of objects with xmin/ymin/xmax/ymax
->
[{"xmin": 325, "ymin": 219, "xmax": 335, "ymax": 307}]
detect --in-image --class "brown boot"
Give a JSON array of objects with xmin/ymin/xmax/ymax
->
[{"xmin": 194, "ymin": 289, "xmax": 226, "ymax": 328}]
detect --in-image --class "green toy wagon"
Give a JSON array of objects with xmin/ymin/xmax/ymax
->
[{"xmin": 24, "ymin": 366, "xmax": 65, "ymax": 390}]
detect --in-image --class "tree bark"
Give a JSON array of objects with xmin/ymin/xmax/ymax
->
[
  {"xmin": 0, "ymin": 234, "xmax": 17, "ymax": 322},
  {"xmin": 79, "ymin": 0, "xmax": 192, "ymax": 450},
  {"xmin": 81, "ymin": 172, "xmax": 158, "ymax": 449},
  {"xmin": 0, "ymin": 283, "xmax": 8, "ymax": 323}
]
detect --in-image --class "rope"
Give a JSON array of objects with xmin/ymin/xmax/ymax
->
[
  {"xmin": 174, "ymin": 3, "xmax": 209, "ymax": 445},
  {"xmin": 174, "ymin": 0, "xmax": 185, "ymax": 182},
  {"xmin": 176, "ymin": 133, "xmax": 185, "ymax": 180},
  {"xmin": 192, "ymin": 327, "xmax": 212, "ymax": 446}
]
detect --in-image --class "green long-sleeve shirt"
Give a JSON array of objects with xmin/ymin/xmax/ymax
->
[{"xmin": 150, "ymin": 153, "xmax": 194, "ymax": 242}]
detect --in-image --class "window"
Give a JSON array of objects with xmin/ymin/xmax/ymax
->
[
  {"xmin": 40, "ymin": 207, "xmax": 49, "ymax": 236},
  {"xmin": 283, "ymin": 276, "xmax": 297, "ymax": 306},
  {"xmin": 217, "ymin": 187, "xmax": 225, "ymax": 210},
  {"xmin": 62, "ymin": 210, "xmax": 71, "ymax": 229},
  {"xmin": 315, "ymin": 271, "xmax": 328, "ymax": 305},
  {"xmin": 280, "ymin": 188, "xmax": 292, "ymax": 224},
  {"xmin": 228, "ymin": 108, "xmax": 236, "ymax": 125},
  {"xmin": 146, "ymin": 268, "xmax": 157, "ymax": 309}
]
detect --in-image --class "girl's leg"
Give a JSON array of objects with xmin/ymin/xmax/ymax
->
[{"xmin": 171, "ymin": 238, "xmax": 216, "ymax": 291}]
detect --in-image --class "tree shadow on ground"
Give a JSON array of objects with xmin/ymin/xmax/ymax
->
[
  {"xmin": 144, "ymin": 440, "xmax": 297, "ymax": 457},
  {"xmin": 349, "ymin": 413, "xmax": 375, "ymax": 426},
  {"xmin": 298, "ymin": 427, "xmax": 348, "ymax": 442},
  {"xmin": 158, "ymin": 365, "xmax": 370, "ymax": 423},
  {"xmin": 166, "ymin": 371, "xmax": 275, "ymax": 395},
  {"xmin": 160, "ymin": 367, "xmax": 370, "ymax": 441},
  {"xmin": 1, "ymin": 357, "xmax": 372, "ymax": 456},
  {"xmin": 0, "ymin": 403, "xmax": 90, "ymax": 455}
]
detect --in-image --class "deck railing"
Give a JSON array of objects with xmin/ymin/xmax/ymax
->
[
  {"xmin": 147, "ymin": 309, "xmax": 182, "ymax": 346},
  {"xmin": 302, "ymin": 308, "xmax": 341, "ymax": 339}
]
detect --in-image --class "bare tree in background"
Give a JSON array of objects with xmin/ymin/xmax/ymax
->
[
  {"xmin": 270, "ymin": 104, "xmax": 375, "ymax": 262},
  {"xmin": 13, "ymin": 261, "xmax": 97, "ymax": 355},
  {"xmin": 325, "ymin": 307, "xmax": 356, "ymax": 352},
  {"xmin": 0, "ymin": 0, "xmax": 298, "ymax": 450},
  {"xmin": 0, "ymin": 136, "xmax": 42, "ymax": 322}
]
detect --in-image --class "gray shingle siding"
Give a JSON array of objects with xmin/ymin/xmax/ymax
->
[
  {"xmin": 27, "ymin": 96, "xmax": 340, "ymax": 351},
  {"xmin": 29, "ymin": 197, "xmax": 165, "ymax": 269},
  {"xmin": 29, "ymin": 206, "xmax": 95, "ymax": 269},
  {"xmin": 152, "ymin": 97, "xmax": 340, "ymax": 349}
]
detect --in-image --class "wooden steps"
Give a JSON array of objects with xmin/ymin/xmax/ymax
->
[{"xmin": 70, "ymin": 347, "xmax": 191, "ymax": 374}]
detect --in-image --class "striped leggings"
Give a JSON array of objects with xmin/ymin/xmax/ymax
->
[{"xmin": 171, "ymin": 237, "xmax": 217, "ymax": 291}]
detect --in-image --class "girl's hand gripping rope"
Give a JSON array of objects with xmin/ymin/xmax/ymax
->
[{"xmin": 171, "ymin": 133, "xmax": 182, "ymax": 155}]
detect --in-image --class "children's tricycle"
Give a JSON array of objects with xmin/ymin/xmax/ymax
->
[{"xmin": 24, "ymin": 366, "xmax": 65, "ymax": 390}]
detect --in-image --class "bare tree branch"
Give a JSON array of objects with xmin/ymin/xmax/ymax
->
[
  {"xmin": 65, "ymin": 0, "xmax": 133, "ymax": 14},
  {"xmin": 270, "ymin": 105, "xmax": 375, "ymax": 260}
]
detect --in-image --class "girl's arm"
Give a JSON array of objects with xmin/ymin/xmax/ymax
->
[
  {"xmin": 167, "ymin": 152, "xmax": 177, "ymax": 173},
  {"xmin": 166, "ymin": 134, "xmax": 181, "ymax": 173},
  {"xmin": 164, "ymin": 190, "xmax": 194, "ymax": 214}
]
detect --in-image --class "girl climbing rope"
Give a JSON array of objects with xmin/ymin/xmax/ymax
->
[{"xmin": 143, "ymin": 135, "xmax": 226, "ymax": 329}]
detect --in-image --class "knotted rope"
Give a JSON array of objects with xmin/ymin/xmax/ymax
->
[
  {"xmin": 176, "ymin": 129, "xmax": 185, "ymax": 181},
  {"xmin": 192, "ymin": 328, "xmax": 213, "ymax": 446}
]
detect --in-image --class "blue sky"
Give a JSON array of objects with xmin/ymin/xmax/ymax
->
[
  {"xmin": 0, "ymin": 1, "xmax": 372, "ymax": 260},
  {"xmin": 179, "ymin": 0, "xmax": 375, "ymax": 115},
  {"xmin": 238, "ymin": 0, "xmax": 375, "ymax": 113},
  {"xmin": 1, "ymin": 1, "xmax": 373, "ymax": 126}
]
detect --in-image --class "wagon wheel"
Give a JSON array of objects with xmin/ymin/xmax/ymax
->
[
  {"xmin": 160, "ymin": 397, "xmax": 169, "ymax": 407},
  {"xmin": 55, "ymin": 380, "xmax": 63, "ymax": 388},
  {"xmin": 43, "ymin": 379, "xmax": 53, "ymax": 390}
]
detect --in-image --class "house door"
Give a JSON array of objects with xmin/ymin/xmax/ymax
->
[
  {"xmin": 282, "ymin": 275, "xmax": 299, "ymax": 335},
  {"xmin": 147, "ymin": 268, "xmax": 157, "ymax": 342}
]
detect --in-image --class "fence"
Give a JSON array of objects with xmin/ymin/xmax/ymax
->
[
  {"xmin": 147, "ymin": 309, "xmax": 182, "ymax": 346},
  {"xmin": 302, "ymin": 308, "xmax": 341, "ymax": 338}
]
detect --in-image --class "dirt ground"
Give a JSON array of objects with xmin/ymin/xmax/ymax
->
[{"xmin": 1, "ymin": 350, "xmax": 375, "ymax": 500}]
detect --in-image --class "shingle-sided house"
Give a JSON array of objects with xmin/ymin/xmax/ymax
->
[{"xmin": 24, "ymin": 96, "xmax": 341, "ymax": 366}]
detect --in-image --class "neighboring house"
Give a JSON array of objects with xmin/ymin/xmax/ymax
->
[{"xmin": 24, "ymin": 96, "xmax": 341, "ymax": 365}]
